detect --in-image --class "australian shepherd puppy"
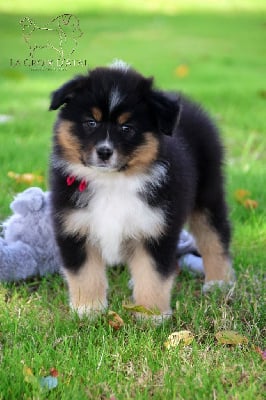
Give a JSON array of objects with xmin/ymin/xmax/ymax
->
[{"xmin": 49, "ymin": 61, "xmax": 235, "ymax": 321}]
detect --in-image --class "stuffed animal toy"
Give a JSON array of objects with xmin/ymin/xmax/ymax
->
[
  {"xmin": 177, "ymin": 230, "xmax": 204, "ymax": 276},
  {"xmin": 0, "ymin": 187, "xmax": 204, "ymax": 282},
  {"xmin": 0, "ymin": 187, "xmax": 61, "ymax": 281}
]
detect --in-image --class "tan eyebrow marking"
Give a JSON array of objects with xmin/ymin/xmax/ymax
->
[
  {"xmin": 117, "ymin": 112, "xmax": 131, "ymax": 125},
  {"xmin": 91, "ymin": 107, "xmax": 102, "ymax": 122}
]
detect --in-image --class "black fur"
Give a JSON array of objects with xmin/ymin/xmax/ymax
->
[{"xmin": 49, "ymin": 63, "xmax": 231, "ymax": 305}]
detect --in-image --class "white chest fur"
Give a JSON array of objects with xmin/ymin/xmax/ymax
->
[{"xmin": 64, "ymin": 168, "xmax": 166, "ymax": 265}]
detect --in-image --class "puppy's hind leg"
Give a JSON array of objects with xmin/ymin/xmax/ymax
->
[{"xmin": 189, "ymin": 208, "xmax": 235, "ymax": 292}]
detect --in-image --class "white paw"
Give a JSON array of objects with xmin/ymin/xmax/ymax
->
[
  {"xmin": 203, "ymin": 280, "xmax": 235, "ymax": 293},
  {"xmin": 70, "ymin": 301, "xmax": 107, "ymax": 319},
  {"xmin": 135, "ymin": 309, "xmax": 173, "ymax": 325}
]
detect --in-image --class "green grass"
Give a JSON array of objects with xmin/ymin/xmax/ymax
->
[{"xmin": 0, "ymin": 1, "xmax": 265, "ymax": 399}]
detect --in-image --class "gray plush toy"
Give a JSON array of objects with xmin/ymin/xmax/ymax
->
[
  {"xmin": 0, "ymin": 187, "xmax": 204, "ymax": 282},
  {"xmin": 0, "ymin": 187, "xmax": 62, "ymax": 281}
]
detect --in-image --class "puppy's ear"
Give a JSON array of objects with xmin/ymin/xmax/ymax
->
[
  {"xmin": 149, "ymin": 90, "xmax": 181, "ymax": 135},
  {"xmin": 49, "ymin": 76, "xmax": 87, "ymax": 110}
]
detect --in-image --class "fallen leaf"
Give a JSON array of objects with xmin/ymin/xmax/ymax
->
[
  {"xmin": 243, "ymin": 199, "xmax": 258, "ymax": 209},
  {"xmin": 164, "ymin": 330, "xmax": 194, "ymax": 349},
  {"xmin": 122, "ymin": 303, "xmax": 161, "ymax": 316},
  {"xmin": 234, "ymin": 189, "xmax": 258, "ymax": 209},
  {"xmin": 254, "ymin": 346, "xmax": 266, "ymax": 361},
  {"xmin": 234, "ymin": 189, "xmax": 250, "ymax": 202},
  {"xmin": 175, "ymin": 64, "xmax": 189, "ymax": 78},
  {"xmin": 23, "ymin": 366, "xmax": 33, "ymax": 376},
  {"xmin": 8, "ymin": 171, "xmax": 44, "ymax": 185},
  {"xmin": 215, "ymin": 330, "xmax": 249, "ymax": 345},
  {"xmin": 23, "ymin": 366, "xmax": 38, "ymax": 385},
  {"xmin": 108, "ymin": 311, "xmax": 124, "ymax": 330}
]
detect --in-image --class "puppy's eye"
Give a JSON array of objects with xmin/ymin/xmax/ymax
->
[
  {"xmin": 121, "ymin": 125, "xmax": 133, "ymax": 134},
  {"xmin": 87, "ymin": 119, "xmax": 97, "ymax": 128},
  {"xmin": 83, "ymin": 118, "xmax": 97, "ymax": 129}
]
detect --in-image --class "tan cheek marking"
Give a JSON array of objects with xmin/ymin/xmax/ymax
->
[
  {"xmin": 56, "ymin": 120, "xmax": 81, "ymax": 163},
  {"xmin": 126, "ymin": 132, "xmax": 159, "ymax": 174},
  {"xmin": 91, "ymin": 107, "xmax": 102, "ymax": 122},
  {"xmin": 117, "ymin": 112, "xmax": 131, "ymax": 125}
]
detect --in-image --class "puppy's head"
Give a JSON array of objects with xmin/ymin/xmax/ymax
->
[{"xmin": 50, "ymin": 61, "xmax": 180, "ymax": 175}]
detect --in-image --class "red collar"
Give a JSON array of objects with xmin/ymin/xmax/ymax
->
[{"xmin": 66, "ymin": 175, "xmax": 88, "ymax": 192}]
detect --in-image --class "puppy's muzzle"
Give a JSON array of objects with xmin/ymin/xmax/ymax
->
[{"xmin": 96, "ymin": 143, "xmax": 114, "ymax": 161}]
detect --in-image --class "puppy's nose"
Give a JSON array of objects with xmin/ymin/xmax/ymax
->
[{"xmin": 96, "ymin": 143, "xmax": 114, "ymax": 161}]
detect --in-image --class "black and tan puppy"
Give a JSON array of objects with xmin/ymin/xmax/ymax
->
[{"xmin": 49, "ymin": 61, "xmax": 235, "ymax": 320}]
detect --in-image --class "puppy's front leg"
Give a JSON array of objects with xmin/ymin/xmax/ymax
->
[
  {"xmin": 59, "ymin": 236, "xmax": 108, "ymax": 318},
  {"xmin": 128, "ymin": 245, "xmax": 175, "ymax": 323}
]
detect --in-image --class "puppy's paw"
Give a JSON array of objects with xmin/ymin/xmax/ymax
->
[
  {"xmin": 70, "ymin": 301, "xmax": 107, "ymax": 319},
  {"xmin": 203, "ymin": 279, "xmax": 235, "ymax": 294},
  {"xmin": 203, "ymin": 265, "xmax": 236, "ymax": 293},
  {"xmin": 135, "ymin": 309, "xmax": 173, "ymax": 325}
]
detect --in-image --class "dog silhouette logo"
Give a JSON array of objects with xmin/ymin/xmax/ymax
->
[{"xmin": 20, "ymin": 14, "xmax": 83, "ymax": 59}]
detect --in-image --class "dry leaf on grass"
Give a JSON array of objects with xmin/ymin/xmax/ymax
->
[
  {"xmin": 8, "ymin": 171, "xmax": 44, "ymax": 185},
  {"xmin": 254, "ymin": 346, "xmax": 266, "ymax": 361},
  {"xmin": 23, "ymin": 366, "xmax": 37, "ymax": 385},
  {"xmin": 234, "ymin": 188, "xmax": 258, "ymax": 209},
  {"xmin": 122, "ymin": 303, "xmax": 161, "ymax": 316},
  {"xmin": 175, "ymin": 64, "xmax": 189, "ymax": 78},
  {"xmin": 164, "ymin": 330, "xmax": 194, "ymax": 349},
  {"xmin": 234, "ymin": 189, "xmax": 251, "ymax": 202},
  {"xmin": 243, "ymin": 199, "xmax": 258, "ymax": 209},
  {"xmin": 215, "ymin": 330, "xmax": 249, "ymax": 345},
  {"xmin": 108, "ymin": 311, "xmax": 124, "ymax": 330}
]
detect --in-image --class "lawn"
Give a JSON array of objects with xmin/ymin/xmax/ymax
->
[{"xmin": 0, "ymin": 1, "xmax": 265, "ymax": 399}]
